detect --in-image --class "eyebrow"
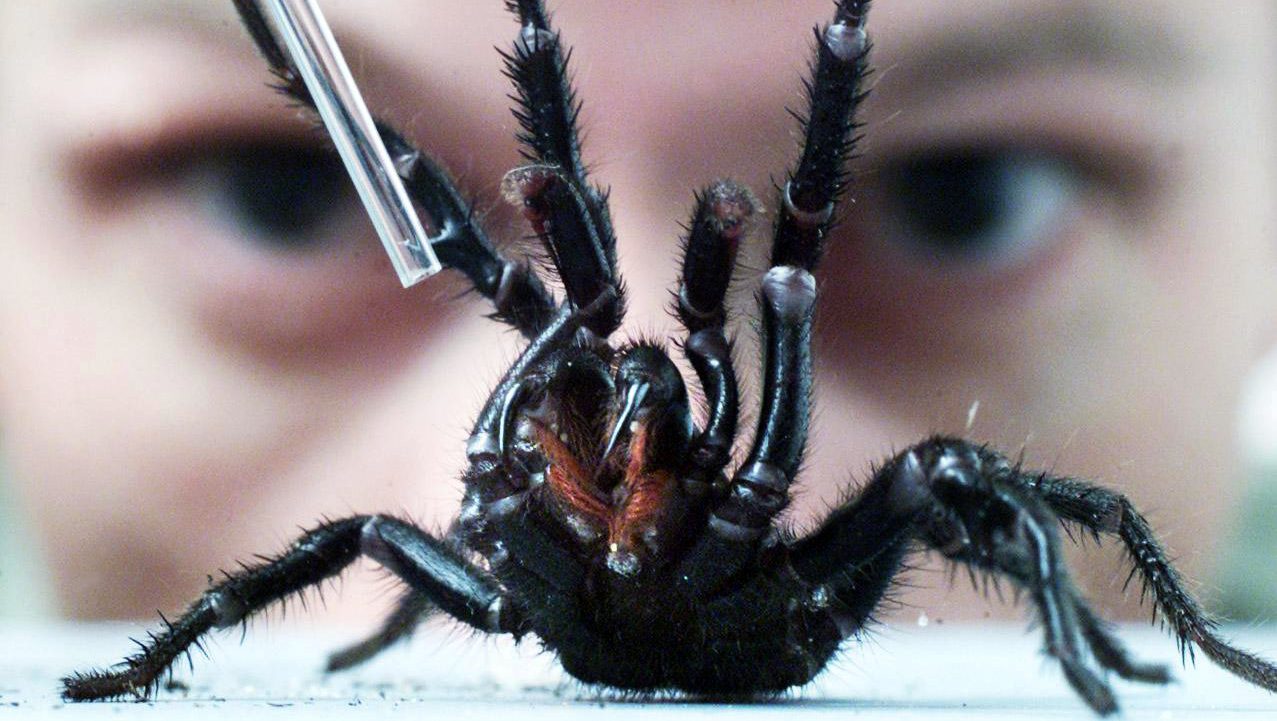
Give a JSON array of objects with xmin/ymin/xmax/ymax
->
[{"xmin": 880, "ymin": 4, "xmax": 1201, "ymax": 94}]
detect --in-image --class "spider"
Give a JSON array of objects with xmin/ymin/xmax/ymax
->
[{"xmin": 62, "ymin": 0, "xmax": 1277, "ymax": 715}]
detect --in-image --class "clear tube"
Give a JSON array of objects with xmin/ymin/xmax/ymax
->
[{"xmin": 262, "ymin": 0, "xmax": 442, "ymax": 287}]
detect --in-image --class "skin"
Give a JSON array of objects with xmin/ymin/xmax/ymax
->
[{"xmin": 0, "ymin": 0, "xmax": 1273, "ymax": 627}]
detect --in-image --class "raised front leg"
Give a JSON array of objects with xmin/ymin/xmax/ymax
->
[
  {"xmin": 672, "ymin": 0, "xmax": 872, "ymax": 596},
  {"xmin": 499, "ymin": 0, "xmax": 624, "ymax": 336},
  {"xmin": 675, "ymin": 180, "xmax": 758, "ymax": 486}
]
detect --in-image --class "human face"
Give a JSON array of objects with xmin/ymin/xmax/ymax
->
[{"xmin": 0, "ymin": 0, "xmax": 1272, "ymax": 620}]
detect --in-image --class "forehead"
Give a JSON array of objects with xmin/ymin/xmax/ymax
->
[
  {"xmin": 5, "ymin": 0, "xmax": 1270, "ymax": 144},
  {"xmin": 26, "ymin": 0, "xmax": 1269, "ymax": 62}
]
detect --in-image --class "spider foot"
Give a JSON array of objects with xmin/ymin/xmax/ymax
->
[
  {"xmin": 62, "ymin": 669, "xmax": 153, "ymax": 702},
  {"xmin": 61, "ymin": 633, "xmax": 192, "ymax": 701}
]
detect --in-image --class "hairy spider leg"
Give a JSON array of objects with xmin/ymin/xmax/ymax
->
[
  {"xmin": 231, "ymin": 0, "xmax": 560, "ymax": 338},
  {"xmin": 1060, "ymin": 587, "xmax": 1172, "ymax": 686},
  {"xmin": 60, "ymin": 516, "xmax": 518, "ymax": 701},
  {"xmin": 783, "ymin": 440, "xmax": 1137, "ymax": 715},
  {"xmin": 1028, "ymin": 475, "xmax": 1277, "ymax": 691},
  {"xmin": 782, "ymin": 435, "xmax": 1277, "ymax": 715},
  {"xmin": 500, "ymin": 0, "xmax": 625, "ymax": 336},
  {"xmin": 771, "ymin": 0, "xmax": 872, "ymax": 271},
  {"xmin": 674, "ymin": 0, "xmax": 872, "ymax": 595}
]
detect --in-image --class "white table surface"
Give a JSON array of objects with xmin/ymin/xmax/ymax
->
[{"xmin": 3, "ymin": 622, "xmax": 1275, "ymax": 719}]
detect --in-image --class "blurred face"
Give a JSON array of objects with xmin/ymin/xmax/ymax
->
[{"xmin": 0, "ymin": 1, "xmax": 1273, "ymax": 619}]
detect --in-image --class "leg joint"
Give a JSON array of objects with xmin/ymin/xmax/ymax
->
[
  {"xmin": 760, "ymin": 266, "xmax": 817, "ymax": 322},
  {"xmin": 206, "ymin": 589, "xmax": 247, "ymax": 630}
]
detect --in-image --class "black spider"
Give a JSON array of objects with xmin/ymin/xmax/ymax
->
[{"xmin": 62, "ymin": 0, "xmax": 1277, "ymax": 715}]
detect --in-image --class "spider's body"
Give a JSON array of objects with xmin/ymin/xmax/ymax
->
[
  {"xmin": 63, "ymin": 0, "xmax": 1277, "ymax": 715},
  {"xmin": 458, "ymin": 330, "xmax": 844, "ymax": 695}
]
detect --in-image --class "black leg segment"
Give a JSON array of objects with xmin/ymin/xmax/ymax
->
[
  {"xmin": 713, "ymin": 266, "xmax": 817, "ymax": 535},
  {"xmin": 675, "ymin": 180, "xmax": 757, "ymax": 484},
  {"xmin": 675, "ymin": 181, "xmax": 759, "ymax": 334},
  {"xmin": 501, "ymin": 164, "xmax": 622, "ymax": 335},
  {"xmin": 385, "ymin": 128, "xmax": 557, "ymax": 337},
  {"xmin": 682, "ymin": 329, "xmax": 740, "ymax": 486},
  {"xmin": 771, "ymin": 0, "xmax": 872, "ymax": 271}
]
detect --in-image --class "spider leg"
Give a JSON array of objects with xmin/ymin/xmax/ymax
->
[
  {"xmin": 789, "ymin": 437, "xmax": 1277, "ymax": 715},
  {"xmin": 676, "ymin": 182, "xmax": 759, "ymax": 336},
  {"xmin": 325, "ymin": 591, "xmax": 435, "ymax": 673},
  {"xmin": 786, "ymin": 439, "xmax": 1129, "ymax": 713},
  {"xmin": 1011, "ymin": 505, "xmax": 1119, "ymax": 714},
  {"xmin": 61, "ymin": 516, "xmax": 522, "ymax": 701},
  {"xmin": 1027, "ymin": 475, "xmax": 1277, "ymax": 691},
  {"xmin": 231, "ymin": 0, "xmax": 558, "ymax": 337},
  {"xmin": 772, "ymin": 0, "xmax": 873, "ymax": 271},
  {"xmin": 499, "ymin": 0, "xmax": 624, "ymax": 336},
  {"xmin": 676, "ymin": 182, "xmax": 759, "ymax": 485},
  {"xmin": 785, "ymin": 460, "xmax": 919, "ymax": 636},
  {"xmin": 326, "ymin": 520, "xmax": 475, "ymax": 673},
  {"xmin": 1071, "ymin": 591, "xmax": 1173, "ymax": 684},
  {"xmin": 675, "ymin": 2, "xmax": 872, "ymax": 592}
]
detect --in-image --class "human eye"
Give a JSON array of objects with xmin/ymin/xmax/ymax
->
[
  {"xmin": 71, "ymin": 115, "xmax": 412, "ymax": 336},
  {"xmin": 867, "ymin": 145, "xmax": 1080, "ymax": 274},
  {"xmin": 63, "ymin": 50, "xmax": 376, "ymax": 270},
  {"xmin": 77, "ymin": 122, "xmax": 372, "ymax": 263},
  {"xmin": 174, "ymin": 139, "xmax": 362, "ymax": 253},
  {"xmin": 58, "ymin": 23, "xmax": 443, "ymax": 348}
]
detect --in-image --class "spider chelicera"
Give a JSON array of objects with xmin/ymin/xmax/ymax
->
[{"xmin": 63, "ymin": 0, "xmax": 1277, "ymax": 715}]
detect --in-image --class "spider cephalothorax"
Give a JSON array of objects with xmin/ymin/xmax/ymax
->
[{"xmin": 63, "ymin": 0, "xmax": 1277, "ymax": 715}]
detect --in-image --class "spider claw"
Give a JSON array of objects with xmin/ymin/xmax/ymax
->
[
  {"xmin": 498, "ymin": 381, "xmax": 529, "ymax": 459},
  {"xmin": 602, "ymin": 381, "xmax": 649, "ymax": 460}
]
